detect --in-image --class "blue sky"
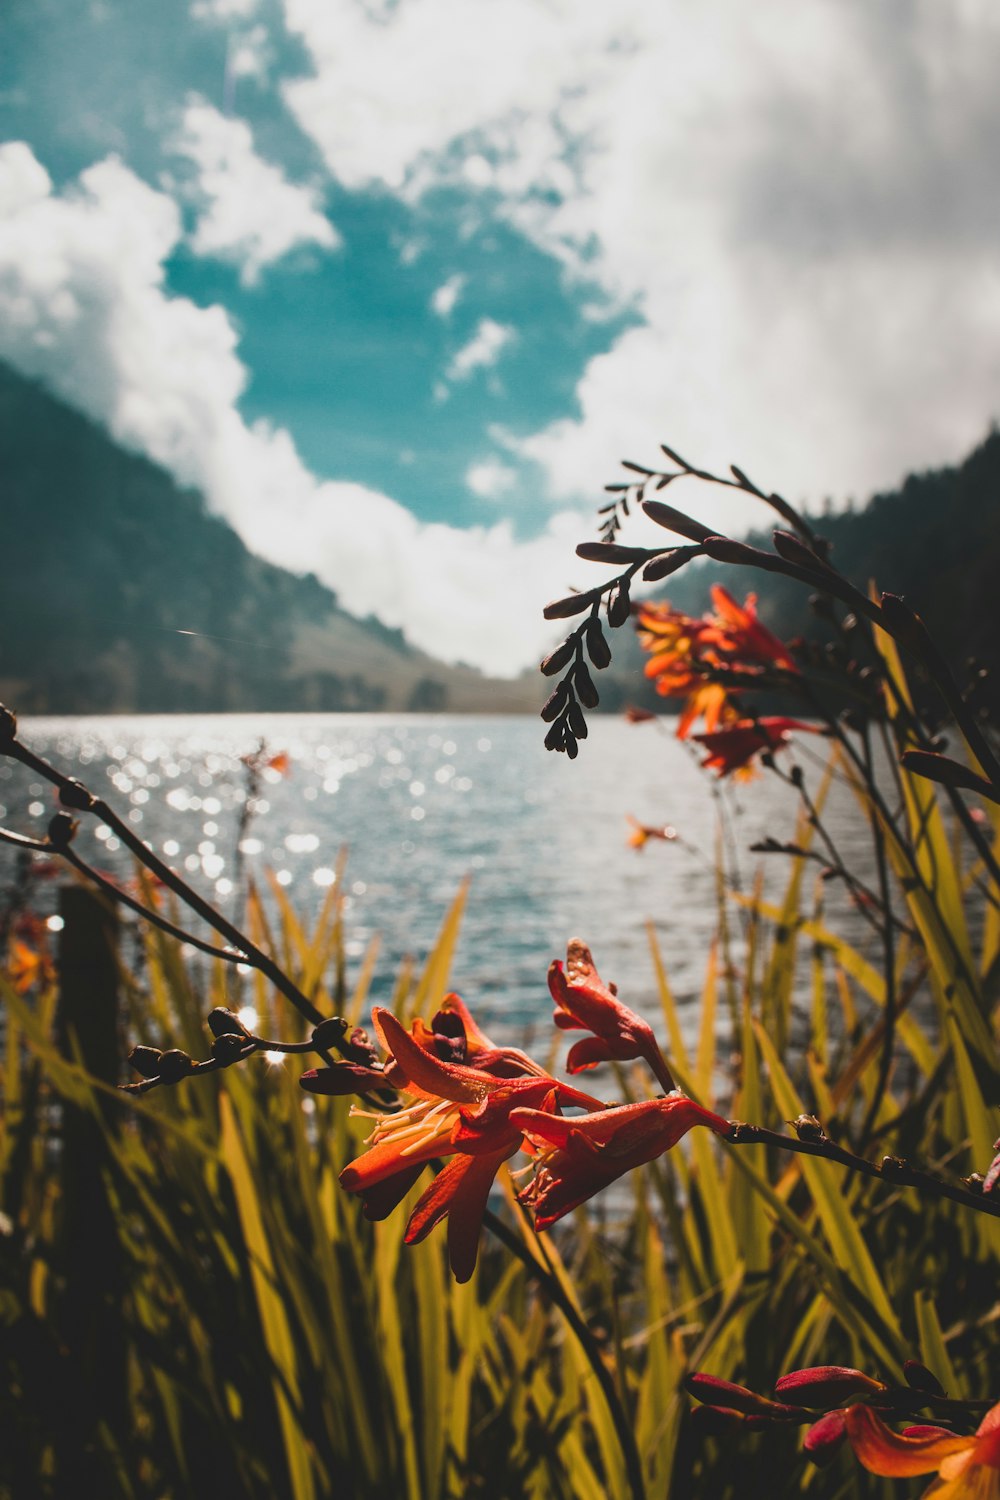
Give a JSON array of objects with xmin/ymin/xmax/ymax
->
[{"xmin": 2, "ymin": 0, "xmax": 1000, "ymax": 671}]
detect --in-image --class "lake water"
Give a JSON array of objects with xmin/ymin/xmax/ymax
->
[{"xmin": 1, "ymin": 714, "xmax": 877, "ymax": 1055}]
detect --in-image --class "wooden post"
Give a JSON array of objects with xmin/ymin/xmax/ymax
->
[{"xmin": 55, "ymin": 884, "xmax": 127, "ymax": 1488}]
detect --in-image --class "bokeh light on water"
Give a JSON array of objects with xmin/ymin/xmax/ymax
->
[{"xmin": 0, "ymin": 714, "xmax": 875, "ymax": 1051}]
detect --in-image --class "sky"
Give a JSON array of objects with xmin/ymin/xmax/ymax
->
[{"xmin": 1, "ymin": 0, "xmax": 1000, "ymax": 674}]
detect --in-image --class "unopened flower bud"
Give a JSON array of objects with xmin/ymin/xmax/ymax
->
[
  {"xmin": 59, "ymin": 778, "xmax": 95, "ymax": 812},
  {"xmin": 903, "ymin": 1359, "xmax": 945, "ymax": 1396},
  {"xmin": 208, "ymin": 1007, "xmax": 249, "ymax": 1038},
  {"xmin": 156, "ymin": 1049, "xmax": 195, "ymax": 1085},
  {"xmin": 775, "ymin": 1366, "xmax": 888, "ymax": 1406},
  {"xmin": 47, "ymin": 813, "xmax": 78, "ymax": 850},
  {"xmin": 128, "ymin": 1044, "xmax": 164, "ymax": 1078},
  {"xmin": 311, "ymin": 1016, "xmax": 349, "ymax": 1051},
  {"xmin": 211, "ymin": 1033, "xmax": 246, "ymax": 1067}
]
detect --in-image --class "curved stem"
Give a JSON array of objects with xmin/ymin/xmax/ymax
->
[{"xmin": 481, "ymin": 1205, "xmax": 647, "ymax": 1500}]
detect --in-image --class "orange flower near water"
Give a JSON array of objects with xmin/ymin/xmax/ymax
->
[
  {"xmin": 626, "ymin": 816, "xmax": 677, "ymax": 851},
  {"xmin": 304, "ymin": 1004, "xmax": 601, "ymax": 1281},
  {"xmin": 692, "ymin": 716, "xmax": 818, "ymax": 780},
  {"xmin": 512, "ymin": 1095, "xmax": 730, "ymax": 1230},
  {"xmin": 845, "ymin": 1400, "xmax": 1000, "ymax": 1498},
  {"xmin": 636, "ymin": 585, "xmax": 798, "ymax": 739}
]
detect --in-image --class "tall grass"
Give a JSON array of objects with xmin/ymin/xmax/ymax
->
[{"xmin": 2, "ymin": 711, "xmax": 997, "ymax": 1498}]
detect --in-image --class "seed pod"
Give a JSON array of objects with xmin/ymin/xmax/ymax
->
[
  {"xmin": 540, "ymin": 637, "xmax": 575, "ymax": 676},
  {"xmin": 157, "ymin": 1049, "xmax": 195, "ymax": 1085},
  {"xmin": 574, "ymin": 662, "xmax": 600, "ymax": 710},
  {"xmin": 541, "ymin": 680, "xmax": 569, "ymax": 723},
  {"xmin": 128, "ymin": 1044, "xmax": 164, "ymax": 1079},
  {"xmin": 585, "ymin": 618, "xmax": 611, "ymax": 669}
]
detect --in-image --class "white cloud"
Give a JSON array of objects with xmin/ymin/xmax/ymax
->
[
  {"xmin": 446, "ymin": 317, "xmax": 514, "ymax": 381},
  {"xmin": 281, "ymin": 0, "xmax": 1000, "ymax": 517},
  {"xmin": 466, "ymin": 455, "xmax": 517, "ymax": 500},
  {"xmin": 0, "ymin": 144, "xmax": 576, "ymax": 675},
  {"xmin": 430, "ymin": 272, "xmax": 465, "ymax": 318},
  {"xmin": 171, "ymin": 96, "xmax": 339, "ymax": 285}
]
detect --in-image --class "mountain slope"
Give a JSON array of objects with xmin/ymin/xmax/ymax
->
[{"xmin": 0, "ymin": 364, "xmax": 537, "ymax": 714}]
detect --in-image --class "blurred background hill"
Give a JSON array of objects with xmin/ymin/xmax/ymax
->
[
  {"xmin": 0, "ymin": 363, "xmax": 538, "ymax": 714},
  {"xmin": 1, "ymin": 359, "xmax": 998, "ymax": 715}
]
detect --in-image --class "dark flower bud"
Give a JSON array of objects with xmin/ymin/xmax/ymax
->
[
  {"xmin": 300, "ymin": 1063, "xmax": 385, "ymax": 1096},
  {"xmin": 208, "ymin": 1007, "xmax": 249, "ymax": 1038},
  {"xmin": 775, "ymin": 1366, "xmax": 887, "ymax": 1406},
  {"xmin": 156, "ymin": 1049, "xmax": 195, "ymax": 1085},
  {"xmin": 211, "ymin": 1033, "xmax": 246, "ymax": 1067},
  {"xmin": 540, "ymin": 638, "xmax": 576, "ymax": 676},
  {"xmin": 607, "ymin": 583, "xmax": 631, "ymax": 628},
  {"xmin": 543, "ymin": 719, "xmax": 565, "ymax": 753},
  {"xmin": 543, "ymin": 589, "xmax": 601, "ymax": 621},
  {"xmin": 59, "ymin": 778, "xmax": 96, "ymax": 812},
  {"xmin": 685, "ymin": 1373, "xmax": 800, "ymax": 1420},
  {"xmin": 567, "ymin": 699, "xmax": 588, "ymax": 739},
  {"xmin": 541, "ymin": 681, "xmax": 569, "ymax": 722},
  {"xmin": 128, "ymin": 1044, "xmax": 164, "ymax": 1078},
  {"xmin": 574, "ymin": 662, "xmax": 599, "ymax": 710},
  {"xmin": 793, "ymin": 1114, "xmax": 825, "ymax": 1142},
  {"xmin": 0, "ymin": 704, "xmax": 17, "ymax": 745},
  {"xmin": 585, "ymin": 618, "xmax": 611, "ymax": 670},
  {"xmin": 311, "ymin": 1016, "xmax": 349, "ymax": 1051},
  {"xmin": 47, "ymin": 813, "xmax": 79, "ymax": 851},
  {"xmin": 564, "ymin": 731, "xmax": 579, "ymax": 760},
  {"xmin": 903, "ymin": 1359, "xmax": 946, "ymax": 1396},
  {"xmin": 879, "ymin": 592, "xmax": 929, "ymax": 653},
  {"xmin": 642, "ymin": 500, "xmax": 714, "ymax": 544},
  {"xmin": 575, "ymin": 541, "xmax": 650, "ymax": 563}
]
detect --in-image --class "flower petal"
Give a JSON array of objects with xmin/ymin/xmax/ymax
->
[{"xmin": 845, "ymin": 1405, "xmax": 972, "ymax": 1478}]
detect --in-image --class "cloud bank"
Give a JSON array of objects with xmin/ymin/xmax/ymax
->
[
  {"xmin": 0, "ymin": 143, "xmax": 577, "ymax": 675},
  {"xmin": 281, "ymin": 0, "xmax": 1000, "ymax": 525}
]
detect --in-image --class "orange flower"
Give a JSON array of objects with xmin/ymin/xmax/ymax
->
[
  {"xmin": 845, "ymin": 1400, "xmax": 1000, "ymax": 1497},
  {"xmin": 692, "ymin": 716, "xmax": 818, "ymax": 779},
  {"xmin": 304, "ymin": 1005, "xmax": 601, "ymax": 1281},
  {"xmin": 512, "ymin": 1095, "xmax": 730, "ymax": 1230},
  {"xmin": 635, "ymin": 585, "xmax": 798, "ymax": 740},
  {"xmin": 626, "ymin": 816, "xmax": 677, "ymax": 851},
  {"xmin": 7, "ymin": 937, "xmax": 54, "ymax": 993},
  {"xmin": 548, "ymin": 939, "xmax": 675, "ymax": 1091}
]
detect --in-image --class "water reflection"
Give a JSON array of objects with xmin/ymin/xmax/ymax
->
[{"xmin": 1, "ymin": 713, "xmax": 878, "ymax": 1052}]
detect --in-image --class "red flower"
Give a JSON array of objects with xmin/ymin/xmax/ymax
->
[
  {"xmin": 304, "ymin": 1005, "xmax": 601, "ymax": 1282},
  {"xmin": 512, "ymin": 1095, "xmax": 729, "ymax": 1230},
  {"xmin": 691, "ymin": 716, "xmax": 818, "ymax": 779},
  {"xmin": 548, "ymin": 939, "xmax": 675, "ymax": 1091},
  {"xmin": 845, "ymin": 1400, "xmax": 1000, "ymax": 1497}
]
